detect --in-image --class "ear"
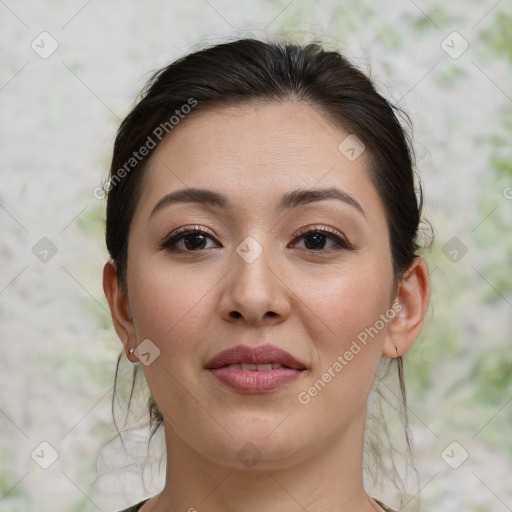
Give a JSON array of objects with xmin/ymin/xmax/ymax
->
[
  {"xmin": 102, "ymin": 260, "xmax": 138, "ymax": 362},
  {"xmin": 382, "ymin": 256, "xmax": 430, "ymax": 359}
]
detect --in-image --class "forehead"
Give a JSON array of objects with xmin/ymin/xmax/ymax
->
[{"xmin": 138, "ymin": 102, "xmax": 382, "ymax": 218}]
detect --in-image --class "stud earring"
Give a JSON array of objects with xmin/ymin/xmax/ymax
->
[{"xmin": 128, "ymin": 347, "xmax": 138, "ymax": 363}]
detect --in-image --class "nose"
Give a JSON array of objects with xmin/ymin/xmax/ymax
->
[{"xmin": 219, "ymin": 240, "xmax": 290, "ymax": 326}]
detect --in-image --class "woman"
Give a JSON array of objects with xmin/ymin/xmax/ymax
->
[{"xmin": 102, "ymin": 37, "xmax": 430, "ymax": 512}]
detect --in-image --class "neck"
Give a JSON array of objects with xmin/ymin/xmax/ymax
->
[{"xmin": 150, "ymin": 408, "xmax": 379, "ymax": 512}]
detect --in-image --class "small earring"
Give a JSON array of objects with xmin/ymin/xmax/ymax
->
[{"xmin": 128, "ymin": 347, "xmax": 137, "ymax": 363}]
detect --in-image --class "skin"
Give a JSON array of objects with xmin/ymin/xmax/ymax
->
[{"xmin": 103, "ymin": 101, "xmax": 430, "ymax": 512}]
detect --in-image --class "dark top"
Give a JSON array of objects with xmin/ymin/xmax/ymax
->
[
  {"xmin": 118, "ymin": 499, "xmax": 149, "ymax": 511},
  {"xmin": 117, "ymin": 497, "xmax": 396, "ymax": 511}
]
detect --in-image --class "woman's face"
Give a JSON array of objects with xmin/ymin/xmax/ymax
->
[{"xmin": 122, "ymin": 102, "xmax": 398, "ymax": 469}]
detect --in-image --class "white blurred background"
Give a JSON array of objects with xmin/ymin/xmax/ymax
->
[{"xmin": 1, "ymin": 1, "xmax": 511, "ymax": 511}]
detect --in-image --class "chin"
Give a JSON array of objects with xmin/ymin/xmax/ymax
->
[{"xmin": 197, "ymin": 421, "xmax": 310, "ymax": 471}]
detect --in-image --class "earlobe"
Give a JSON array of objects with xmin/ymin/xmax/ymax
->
[
  {"xmin": 382, "ymin": 256, "xmax": 430, "ymax": 359},
  {"xmin": 102, "ymin": 260, "xmax": 138, "ymax": 362}
]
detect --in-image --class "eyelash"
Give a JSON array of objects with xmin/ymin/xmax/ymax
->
[{"xmin": 160, "ymin": 225, "xmax": 353, "ymax": 253}]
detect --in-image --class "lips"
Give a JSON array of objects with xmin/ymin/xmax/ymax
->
[
  {"xmin": 205, "ymin": 344, "xmax": 307, "ymax": 371},
  {"xmin": 205, "ymin": 344, "xmax": 307, "ymax": 393}
]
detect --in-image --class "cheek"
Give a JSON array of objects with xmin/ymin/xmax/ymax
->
[
  {"xmin": 127, "ymin": 260, "xmax": 216, "ymax": 415},
  {"xmin": 126, "ymin": 254, "xmax": 223, "ymax": 380},
  {"xmin": 299, "ymin": 257, "xmax": 394, "ymax": 345},
  {"xmin": 295, "ymin": 259, "xmax": 394, "ymax": 405}
]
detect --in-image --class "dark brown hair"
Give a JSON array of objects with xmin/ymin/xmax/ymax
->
[{"xmin": 105, "ymin": 37, "xmax": 426, "ymax": 498}]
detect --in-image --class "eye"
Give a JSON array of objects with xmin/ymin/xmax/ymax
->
[
  {"xmin": 161, "ymin": 226, "xmax": 219, "ymax": 252},
  {"xmin": 161, "ymin": 225, "xmax": 353, "ymax": 253},
  {"xmin": 291, "ymin": 226, "xmax": 352, "ymax": 252}
]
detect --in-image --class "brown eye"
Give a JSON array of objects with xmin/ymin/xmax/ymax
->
[
  {"xmin": 292, "ymin": 227, "xmax": 352, "ymax": 252},
  {"xmin": 161, "ymin": 227, "xmax": 219, "ymax": 252}
]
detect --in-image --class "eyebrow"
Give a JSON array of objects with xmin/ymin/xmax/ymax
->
[{"xmin": 149, "ymin": 186, "xmax": 366, "ymax": 219}]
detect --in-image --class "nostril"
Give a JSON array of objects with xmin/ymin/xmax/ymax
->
[{"xmin": 230, "ymin": 311, "xmax": 242, "ymax": 318}]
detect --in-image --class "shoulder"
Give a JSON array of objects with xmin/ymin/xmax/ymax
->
[{"xmin": 116, "ymin": 498, "xmax": 150, "ymax": 512}]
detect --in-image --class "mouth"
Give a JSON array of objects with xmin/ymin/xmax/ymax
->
[
  {"xmin": 205, "ymin": 344, "xmax": 307, "ymax": 371},
  {"xmin": 220, "ymin": 363, "xmax": 295, "ymax": 371},
  {"xmin": 205, "ymin": 344, "xmax": 307, "ymax": 393}
]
